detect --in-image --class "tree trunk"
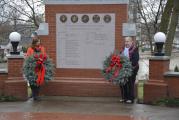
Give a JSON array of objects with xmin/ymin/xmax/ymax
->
[
  {"xmin": 148, "ymin": 30, "xmax": 154, "ymax": 54},
  {"xmin": 159, "ymin": 0, "xmax": 174, "ymax": 34},
  {"xmin": 165, "ymin": 0, "xmax": 179, "ymax": 56},
  {"xmin": 145, "ymin": 23, "xmax": 154, "ymax": 54}
]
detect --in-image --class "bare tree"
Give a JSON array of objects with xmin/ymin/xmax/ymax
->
[
  {"xmin": 0, "ymin": 1, "xmax": 12, "ymax": 43},
  {"xmin": 136, "ymin": 0, "xmax": 166, "ymax": 53},
  {"xmin": 0, "ymin": 0, "xmax": 44, "ymax": 28},
  {"xmin": 159, "ymin": 0, "xmax": 174, "ymax": 34},
  {"xmin": 0, "ymin": 0, "xmax": 44, "ymax": 44},
  {"xmin": 0, "ymin": 0, "xmax": 11, "ymax": 26},
  {"xmin": 164, "ymin": 0, "xmax": 179, "ymax": 56}
]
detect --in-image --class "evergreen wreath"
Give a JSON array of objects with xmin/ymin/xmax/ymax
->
[
  {"xmin": 23, "ymin": 53, "xmax": 54, "ymax": 86},
  {"xmin": 102, "ymin": 51, "xmax": 133, "ymax": 85}
]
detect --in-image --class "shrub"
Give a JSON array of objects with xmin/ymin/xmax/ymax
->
[
  {"xmin": 0, "ymin": 95, "xmax": 17, "ymax": 102},
  {"xmin": 174, "ymin": 65, "xmax": 179, "ymax": 72}
]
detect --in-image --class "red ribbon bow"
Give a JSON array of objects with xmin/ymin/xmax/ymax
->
[
  {"xmin": 105, "ymin": 54, "xmax": 123, "ymax": 82},
  {"xmin": 34, "ymin": 54, "xmax": 47, "ymax": 86}
]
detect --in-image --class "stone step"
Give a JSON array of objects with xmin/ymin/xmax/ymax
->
[
  {"xmin": 53, "ymin": 77, "xmax": 105, "ymax": 81},
  {"xmin": 41, "ymin": 96, "xmax": 121, "ymax": 103},
  {"xmin": 143, "ymin": 79, "xmax": 168, "ymax": 103},
  {"xmin": 41, "ymin": 78, "xmax": 121, "ymax": 97},
  {"xmin": 147, "ymin": 79, "xmax": 167, "ymax": 85}
]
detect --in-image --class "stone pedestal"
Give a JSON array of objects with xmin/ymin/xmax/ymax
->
[
  {"xmin": 0, "ymin": 70, "xmax": 8, "ymax": 95},
  {"xmin": 4, "ymin": 54, "xmax": 28, "ymax": 100},
  {"xmin": 164, "ymin": 72, "xmax": 179, "ymax": 98},
  {"xmin": 143, "ymin": 56, "xmax": 170, "ymax": 103}
]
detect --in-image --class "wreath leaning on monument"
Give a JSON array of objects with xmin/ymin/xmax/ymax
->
[
  {"xmin": 23, "ymin": 53, "xmax": 54, "ymax": 86},
  {"xmin": 102, "ymin": 51, "xmax": 133, "ymax": 85}
]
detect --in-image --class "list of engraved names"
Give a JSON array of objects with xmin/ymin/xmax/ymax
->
[{"xmin": 56, "ymin": 13, "xmax": 115, "ymax": 68}]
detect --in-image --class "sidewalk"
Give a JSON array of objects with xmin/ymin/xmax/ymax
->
[{"xmin": 0, "ymin": 96, "xmax": 179, "ymax": 120}]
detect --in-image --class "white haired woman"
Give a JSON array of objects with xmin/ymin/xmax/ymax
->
[{"xmin": 120, "ymin": 37, "xmax": 139, "ymax": 104}]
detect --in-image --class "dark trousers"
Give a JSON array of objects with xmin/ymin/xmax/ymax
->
[
  {"xmin": 120, "ymin": 70, "xmax": 138, "ymax": 101},
  {"xmin": 30, "ymin": 85, "xmax": 40, "ymax": 99}
]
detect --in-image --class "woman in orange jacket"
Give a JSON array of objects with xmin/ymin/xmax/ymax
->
[
  {"xmin": 26, "ymin": 32, "xmax": 45, "ymax": 57},
  {"xmin": 26, "ymin": 32, "xmax": 46, "ymax": 101}
]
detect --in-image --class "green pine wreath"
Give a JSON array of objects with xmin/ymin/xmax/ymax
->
[
  {"xmin": 23, "ymin": 53, "xmax": 54, "ymax": 86},
  {"xmin": 102, "ymin": 52, "xmax": 133, "ymax": 85}
]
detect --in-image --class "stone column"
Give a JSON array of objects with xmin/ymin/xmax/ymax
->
[
  {"xmin": 4, "ymin": 54, "xmax": 28, "ymax": 100},
  {"xmin": 143, "ymin": 56, "xmax": 170, "ymax": 103}
]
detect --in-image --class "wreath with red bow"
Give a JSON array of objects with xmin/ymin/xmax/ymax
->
[
  {"xmin": 23, "ymin": 52, "xmax": 54, "ymax": 86},
  {"xmin": 102, "ymin": 52, "xmax": 133, "ymax": 85}
]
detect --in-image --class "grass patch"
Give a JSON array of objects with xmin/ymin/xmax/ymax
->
[
  {"xmin": 0, "ymin": 95, "xmax": 17, "ymax": 102},
  {"xmin": 28, "ymin": 86, "xmax": 32, "ymax": 97},
  {"xmin": 137, "ymin": 80, "xmax": 144, "ymax": 103},
  {"xmin": 155, "ymin": 98, "xmax": 179, "ymax": 107}
]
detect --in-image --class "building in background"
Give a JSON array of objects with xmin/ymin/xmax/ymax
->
[{"xmin": 173, "ymin": 21, "xmax": 179, "ymax": 50}]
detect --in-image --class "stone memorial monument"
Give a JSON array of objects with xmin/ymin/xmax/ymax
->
[{"xmin": 40, "ymin": 0, "xmax": 129, "ymax": 96}]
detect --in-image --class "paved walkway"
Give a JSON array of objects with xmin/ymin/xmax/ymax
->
[
  {"xmin": 0, "ymin": 112, "xmax": 147, "ymax": 120},
  {"xmin": 0, "ymin": 96, "xmax": 179, "ymax": 120}
]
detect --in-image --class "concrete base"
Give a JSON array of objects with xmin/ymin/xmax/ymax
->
[
  {"xmin": 4, "ymin": 79, "xmax": 28, "ymax": 100},
  {"xmin": 143, "ymin": 81, "xmax": 168, "ymax": 104},
  {"xmin": 164, "ymin": 72, "xmax": 179, "ymax": 98}
]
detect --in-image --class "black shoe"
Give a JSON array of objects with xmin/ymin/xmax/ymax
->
[{"xmin": 33, "ymin": 97, "xmax": 41, "ymax": 101}]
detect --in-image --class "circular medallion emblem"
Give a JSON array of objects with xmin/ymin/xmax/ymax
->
[
  {"xmin": 81, "ymin": 15, "xmax": 89, "ymax": 23},
  {"xmin": 104, "ymin": 15, "xmax": 111, "ymax": 23},
  {"xmin": 71, "ymin": 15, "xmax": 78, "ymax": 23},
  {"xmin": 93, "ymin": 15, "xmax": 100, "ymax": 23},
  {"xmin": 60, "ymin": 15, "xmax": 67, "ymax": 23}
]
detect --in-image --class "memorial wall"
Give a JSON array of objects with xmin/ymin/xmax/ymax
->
[
  {"xmin": 40, "ymin": 0, "xmax": 129, "ymax": 96},
  {"xmin": 44, "ymin": 0, "xmax": 129, "ymax": 4}
]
